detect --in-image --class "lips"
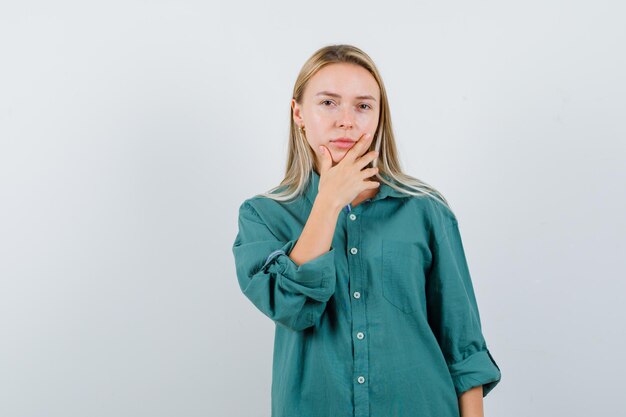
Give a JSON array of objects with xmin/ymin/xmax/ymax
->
[
  {"xmin": 330, "ymin": 138, "xmax": 357, "ymax": 149},
  {"xmin": 331, "ymin": 137, "xmax": 356, "ymax": 143}
]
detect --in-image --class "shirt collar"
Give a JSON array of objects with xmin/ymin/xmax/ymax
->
[{"xmin": 304, "ymin": 169, "xmax": 411, "ymax": 208}]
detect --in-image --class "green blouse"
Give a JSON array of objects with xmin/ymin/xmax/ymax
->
[{"xmin": 232, "ymin": 169, "xmax": 501, "ymax": 417}]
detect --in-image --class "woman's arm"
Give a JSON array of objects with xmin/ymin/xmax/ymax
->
[
  {"xmin": 424, "ymin": 198, "xmax": 502, "ymax": 397},
  {"xmin": 289, "ymin": 193, "xmax": 342, "ymax": 265},
  {"xmin": 459, "ymin": 385, "xmax": 484, "ymax": 417},
  {"xmin": 232, "ymin": 200, "xmax": 340, "ymax": 332}
]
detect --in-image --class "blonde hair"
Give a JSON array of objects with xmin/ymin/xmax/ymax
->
[{"xmin": 257, "ymin": 44, "xmax": 453, "ymax": 214}]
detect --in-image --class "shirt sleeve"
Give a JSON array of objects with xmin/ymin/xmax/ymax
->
[
  {"xmin": 425, "ymin": 203, "xmax": 502, "ymax": 398},
  {"xmin": 232, "ymin": 200, "xmax": 337, "ymax": 332}
]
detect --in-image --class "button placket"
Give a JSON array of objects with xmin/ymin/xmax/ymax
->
[{"xmin": 346, "ymin": 206, "xmax": 370, "ymax": 417}]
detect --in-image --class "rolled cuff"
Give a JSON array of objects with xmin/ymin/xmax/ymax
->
[
  {"xmin": 261, "ymin": 240, "xmax": 337, "ymax": 302},
  {"xmin": 449, "ymin": 349, "xmax": 502, "ymax": 397}
]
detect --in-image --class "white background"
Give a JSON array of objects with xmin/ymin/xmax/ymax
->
[{"xmin": 1, "ymin": 1, "xmax": 624, "ymax": 416}]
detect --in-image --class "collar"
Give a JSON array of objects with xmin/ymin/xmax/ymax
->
[{"xmin": 304, "ymin": 169, "xmax": 411, "ymax": 208}]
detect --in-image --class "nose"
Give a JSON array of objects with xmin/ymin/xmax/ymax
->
[{"xmin": 337, "ymin": 107, "xmax": 355, "ymax": 129}]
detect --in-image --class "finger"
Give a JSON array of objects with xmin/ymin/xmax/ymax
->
[
  {"xmin": 358, "ymin": 131, "xmax": 377, "ymax": 159},
  {"xmin": 356, "ymin": 150, "xmax": 379, "ymax": 170},
  {"xmin": 317, "ymin": 145, "xmax": 332, "ymax": 174},
  {"xmin": 360, "ymin": 166, "xmax": 379, "ymax": 179},
  {"xmin": 345, "ymin": 132, "xmax": 373, "ymax": 161}
]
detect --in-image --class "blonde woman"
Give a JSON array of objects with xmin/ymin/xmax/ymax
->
[{"xmin": 232, "ymin": 44, "xmax": 501, "ymax": 417}]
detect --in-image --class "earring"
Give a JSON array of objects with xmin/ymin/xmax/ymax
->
[{"xmin": 299, "ymin": 124, "xmax": 306, "ymax": 133}]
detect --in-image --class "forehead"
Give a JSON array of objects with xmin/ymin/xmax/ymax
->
[{"xmin": 306, "ymin": 63, "xmax": 379, "ymax": 99}]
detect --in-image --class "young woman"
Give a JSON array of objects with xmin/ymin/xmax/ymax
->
[{"xmin": 232, "ymin": 44, "xmax": 501, "ymax": 417}]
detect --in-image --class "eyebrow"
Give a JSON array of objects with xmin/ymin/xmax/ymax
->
[{"xmin": 315, "ymin": 91, "xmax": 377, "ymax": 101}]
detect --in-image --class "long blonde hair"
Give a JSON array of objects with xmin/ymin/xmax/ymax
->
[{"xmin": 257, "ymin": 44, "xmax": 453, "ymax": 214}]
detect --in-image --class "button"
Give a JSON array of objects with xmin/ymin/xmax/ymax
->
[
  {"xmin": 353, "ymin": 291, "xmax": 361, "ymax": 299},
  {"xmin": 350, "ymin": 247, "xmax": 358, "ymax": 255},
  {"xmin": 356, "ymin": 332, "xmax": 364, "ymax": 339},
  {"xmin": 349, "ymin": 213, "xmax": 357, "ymax": 220},
  {"xmin": 357, "ymin": 376, "xmax": 365, "ymax": 384}
]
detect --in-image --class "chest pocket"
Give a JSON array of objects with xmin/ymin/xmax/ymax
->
[{"xmin": 381, "ymin": 239, "xmax": 426, "ymax": 314}]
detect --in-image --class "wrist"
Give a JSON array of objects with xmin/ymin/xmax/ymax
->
[{"xmin": 313, "ymin": 193, "xmax": 343, "ymax": 217}]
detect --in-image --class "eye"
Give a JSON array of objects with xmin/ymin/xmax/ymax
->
[
  {"xmin": 359, "ymin": 103, "xmax": 372, "ymax": 110},
  {"xmin": 320, "ymin": 99, "xmax": 335, "ymax": 106}
]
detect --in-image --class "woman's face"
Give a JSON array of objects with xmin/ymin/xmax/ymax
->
[{"xmin": 292, "ymin": 62, "xmax": 381, "ymax": 170}]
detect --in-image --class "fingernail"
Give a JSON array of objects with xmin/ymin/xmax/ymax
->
[{"xmin": 318, "ymin": 146, "xmax": 324, "ymax": 153}]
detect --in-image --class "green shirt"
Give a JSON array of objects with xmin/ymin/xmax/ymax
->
[{"xmin": 232, "ymin": 169, "xmax": 501, "ymax": 417}]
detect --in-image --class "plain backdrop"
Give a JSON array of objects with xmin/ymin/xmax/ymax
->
[{"xmin": 1, "ymin": 1, "xmax": 624, "ymax": 416}]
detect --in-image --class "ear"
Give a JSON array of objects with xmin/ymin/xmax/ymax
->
[{"xmin": 291, "ymin": 98, "xmax": 303, "ymax": 126}]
